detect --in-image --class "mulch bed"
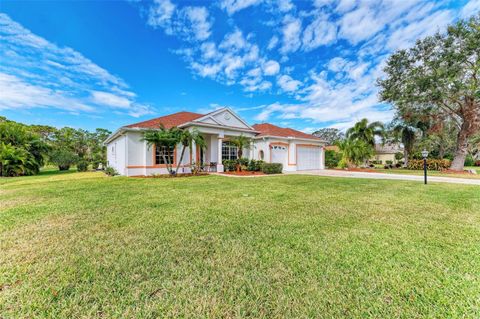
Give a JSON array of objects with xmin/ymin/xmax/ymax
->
[
  {"xmin": 131, "ymin": 172, "xmax": 209, "ymax": 178},
  {"xmin": 221, "ymin": 171, "xmax": 266, "ymax": 176}
]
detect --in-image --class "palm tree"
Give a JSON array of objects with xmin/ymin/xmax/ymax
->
[
  {"xmin": 142, "ymin": 126, "xmax": 180, "ymax": 175},
  {"xmin": 175, "ymin": 129, "xmax": 207, "ymax": 174},
  {"xmin": 391, "ymin": 123, "xmax": 416, "ymax": 167},
  {"xmin": 346, "ymin": 118, "xmax": 384, "ymax": 146},
  {"xmin": 336, "ymin": 139, "xmax": 374, "ymax": 168},
  {"xmin": 229, "ymin": 135, "xmax": 252, "ymax": 172}
]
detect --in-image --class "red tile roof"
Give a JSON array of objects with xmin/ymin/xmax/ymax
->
[
  {"xmin": 126, "ymin": 111, "xmax": 204, "ymax": 129},
  {"xmin": 252, "ymin": 123, "xmax": 321, "ymax": 140}
]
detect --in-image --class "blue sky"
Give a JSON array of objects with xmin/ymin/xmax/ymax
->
[{"xmin": 1, "ymin": 0, "xmax": 479, "ymax": 132}]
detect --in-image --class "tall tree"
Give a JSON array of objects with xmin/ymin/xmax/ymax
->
[
  {"xmin": 312, "ymin": 128, "xmax": 345, "ymax": 145},
  {"xmin": 346, "ymin": 118, "xmax": 384, "ymax": 146},
  {"xmin": 378, "ymin": 15, "xmax": 480, "ymax": 170}
]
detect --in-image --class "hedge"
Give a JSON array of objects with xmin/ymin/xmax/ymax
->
[
  {"xmin": 406, "ymin": 159, "xmax": 451, "ymax": 171},
  {"xmin": 261, "ymin": 163, "xmax": 283, "ymax": 174}
]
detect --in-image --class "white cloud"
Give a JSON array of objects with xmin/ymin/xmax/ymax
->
[
  {"xmin": 338, "ymin": 6, "xmax": 384, "ymax": 44},
  {"xmin": 277, "ymin": 74, "xmax": 302, "ymax": 92},
  {"xmin": 386, "ymin": 9, "xmax": 453, "ymax": 50},
  {"xmin": 181, "ymin": 6, "xmax": 212, "ymax": 41},
  {"xmin": 148, "ymin": 2, "xmax": 212, "ymax": 42},
  {"xmin": 220, "ymin": 0, "xmax": 263, "ymax": 15},
  {"xmin": 302, "ymin": 13, "xmax": 337, "ymax": 50},
  {"xmin": 267, "ymin": 36, "xmax": 279, "ymax": 50},
  {"xmin": 148, "ymin": 0, "xmax": 176, "ymax": 29},
  {"xmin": 461, "ymin": 0, "xmax": 480, "ymax": 18},
  {"xmin": 262, "ymin": 60, "xmax": 280, "ymax": 76},
  {"xmin": 280, "ymin": 15, "xmax": 302, "ymax": 54},
  {"xmin": 277, "ymin": 0, "xmax": 294, "ymax": 12},
  {"xmin": 0, "ymin": 73, "xmax": 93, "ymax": 112},
  {"xmin": 0, "ymin": 13, "xmax": 151, "ymax": 117}
]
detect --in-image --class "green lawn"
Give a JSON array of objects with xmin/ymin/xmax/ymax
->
[
  {"xmin": 373, "ymin": 167, "xmax": 480, "ymax": 179},
  {"xmin": 1, "ymin": 171, "xmax": 479, "ymax": 318}
]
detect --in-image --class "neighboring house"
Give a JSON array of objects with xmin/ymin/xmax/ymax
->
[
  {"xmin": 105, "ymin": 107, "xmax": 326, "ymax": 176},
  {"xmin": 371, "ymin": 143, "xmax": 404, "ymax": 164}
]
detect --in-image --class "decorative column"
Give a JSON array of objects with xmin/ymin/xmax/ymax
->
[
  {"xmin": 320, "ymin": 146, "xmax": 325, "ymax": 169},
  {"xmin": 217, "ymin": 136, "xmax": 224, "ymax": 172}
]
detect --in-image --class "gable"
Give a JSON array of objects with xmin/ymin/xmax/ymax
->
[{"xmin": 195, "ymin": 108, "xmax": 252, "ymax": 130}]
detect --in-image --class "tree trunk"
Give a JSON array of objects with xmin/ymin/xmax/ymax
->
[
  {"xmin": 451, "ymin": 126, "xmax": 469, "ymax": 171},
  {"xmin": 236, "ymin": 149, "xmax": 243, "ymax": 172},
  {"xmin": 176, "ymin": 145, "xmax": 186, "ymax": 174},
  {"xmin": 403, "ymin": 148, "xmax": 409, "ymax": 168},
  {"xmin": 451, "ymin": 101, "xmax": 480, "ymax": 170}
]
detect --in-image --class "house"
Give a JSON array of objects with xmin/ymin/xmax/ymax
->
[
  {"xmin": 104, "ymin": 108, "xmax": 326, "ymax": 176},
  {"xmin": 371, "ymin": 143, "xmax": 404, "ymax": 164}
]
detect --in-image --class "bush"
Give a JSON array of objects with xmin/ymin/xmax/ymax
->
[
  {"xmin": 222, "ymin": 159, "xmax": 236, "ymax": 172},
  {"xmin": 475, "ymin": 160, "xmax": 480, "ymax": 167},
  {"xmin": 105, "ymin": 166, "xmax": 118, "ymax": 176},
  {"xmin": 407, "ymin": 159, "xmax": 451, "ymax": 171},
  {"xmin": 247, "ymin": 159, "xmax": 264, "ymax": 171},
  {"xmin": 395, "ymin": 152, "xmax": 404, "ymax": 161},
  {"xmin": 370, "ymin": 160, "xmax": 382, "ymax": 165},
  {"xmin": 384, "ymin": 164, "xmax": 393, "ymax": 169},
  {"xmin": 386, "ymin": 160, "xmax": 393, "ymax": 165},
  {"xmin": 325, "ymin": 150, "xmax": 341, "ymax": 168},
  {"xmin": 464, "ymin": 154, "xmax": 475, "ymax": 166},
  {"xmin": 395, "ymin": 163, "xmax": 402, "ymax": 168},
  {"xmin": 261, "ymin": 162, "xmax": 283, "ymax": 174},
  {"xmin": 238, "ymin": 158, "xmax": 249, "ymax": 167},
  {"xmin": 50, "ymin": 149, "xmax": 78, "ymax": 171},
  {"xmin": 77, "ymin": 160, "xmax": 89, "ymax": 172}
]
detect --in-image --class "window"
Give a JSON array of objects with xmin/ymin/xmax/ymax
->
[
  {"xmin": 259, "ymin": 150, "xmax": 264, "ymax": 160},
  {"xmin": 155, "ymin": 145, "xmax": 175, "ymax": 165},
  {"xmin": 222, "ymin": 141, "xmax": 238, "ymax": 161}
]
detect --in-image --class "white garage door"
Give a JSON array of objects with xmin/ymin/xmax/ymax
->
[
  {"xmin": 271, "ymin": 145, "xmax": 287, "ymax": 167},
  {"xmin": 297, "ymin": 146, "xmax": 321, "ymax": 170}
]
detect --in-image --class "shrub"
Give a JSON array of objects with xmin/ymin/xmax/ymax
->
[
  {"xmin": 475, "ymin": 160, "xmax": 480, "ymax": 167},
  {"xmin": 370, "ymin": 160, "xmax": 382, "ymax": 165},
  {"xmin": 384, "ymin": 164, "xmax": 393, "ymax": 169},
  {"xmin": 325, "ymin": 150, "xmax": 341, "ymax": 168},
  {"xmin": 395, "ymin": 163, "xmax": 402, "ymax": 168},
  {"xmin": 77, "ymin": 160, "xmax": 89, "ymax": 172},
  {"xmin": 406, "ymin": 159, "xmax": 451, "ymax": 171},
  {"xmin": 105, "ymin": 166, "xmax": 118, "ymax": 176},
  {"xmin": 395, "ymin": 152, "xmax": 404, "ymax": 161},
  {"xmin": 247, "ymin": 159, "xmax": 264, "ymax": 171},
  {"xmin": 464, "ymin": 154, "xmax": 474, "ymax": 166},
  {"xmin": 50, "ymin": 149, "xmax": 78, "ymax": 171},
  {"xmin": 238, "ymin": 158, "xmax": 249, "ymax": 167},
  {"xmin": 222, "ymin": 159, "xmax": 236, "ymax": 172},
  {"xmin": 338, "ymin": 157, "xmax": 348, "ymax": 169},
  {"xmin": 261, "ymin": 163, "xmax": 283, "ymax": 174},
  {"xmin": 386, "ymin": 160, "xmax": 393, "ymax": 165}
]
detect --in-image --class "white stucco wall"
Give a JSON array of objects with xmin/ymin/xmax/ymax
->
[{"xmin": 106, "ymin": 134, "xmax": 126, "ymax": 175}]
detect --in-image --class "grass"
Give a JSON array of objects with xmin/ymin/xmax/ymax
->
[
  {"xmin": 1, "ymin": 171, "xmax": 479, "ymax": 318},
  {"xmin": 373, "ymin": 168, "xmax": 480, "ymax": 179}
]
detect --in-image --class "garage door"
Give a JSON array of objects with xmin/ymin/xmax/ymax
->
[
  {"xmin": 271, "ymin": 145, "xmax": 287, "ymax": 167},
  {"xmin": 297, "ymin": 146, "xmax": 321, "ymax": 170}
]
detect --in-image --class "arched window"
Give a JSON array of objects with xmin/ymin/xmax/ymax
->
[{"xmin": 259, "ymin": 150, "xmax": 264, "ymax": 160}]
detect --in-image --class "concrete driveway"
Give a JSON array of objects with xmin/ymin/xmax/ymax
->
[{"xmin": 286, "ymin": 169, "xmax": 480, "ymax": 186}]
